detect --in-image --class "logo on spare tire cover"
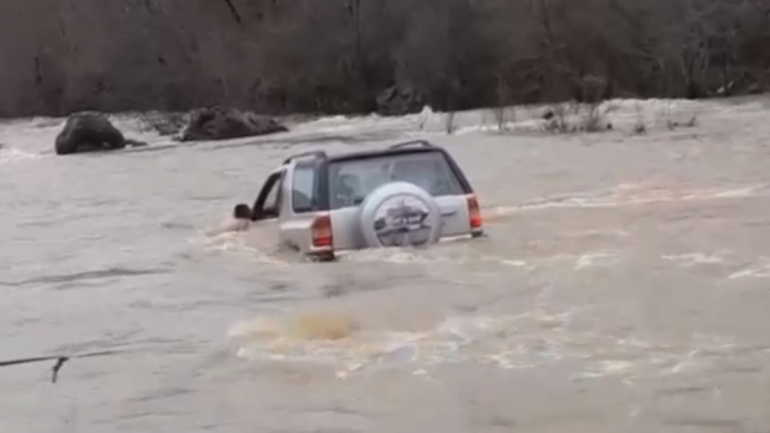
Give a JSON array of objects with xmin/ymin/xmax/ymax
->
[{"xmin": 372, "ymin": 195, "xmax": 433, "ymax": 247}]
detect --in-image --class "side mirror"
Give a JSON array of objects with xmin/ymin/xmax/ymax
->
[{"xmin": 233, "ymin": 203, "xmax": 252, "ymax": 220}]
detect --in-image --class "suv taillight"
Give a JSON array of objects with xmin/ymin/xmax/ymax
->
[
  {"xmin": 311, "ymin": 213, "xmax": 333, "ymax": 248},
  {"xmin": 466, "ymin": 194, "xmax": 483, "ymax": 230}
]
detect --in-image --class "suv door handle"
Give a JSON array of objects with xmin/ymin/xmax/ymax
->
[{"xmin": 440, "ymin": 207, "xmax": 458, "ymax": 217}]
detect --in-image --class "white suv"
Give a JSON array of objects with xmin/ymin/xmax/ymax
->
[{"xmin": 244, "ymin": 140, "xmax": 484, "ymax": 261}]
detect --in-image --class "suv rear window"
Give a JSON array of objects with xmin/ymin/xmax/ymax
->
[{"xmin": 328, "ymin": 151, "xmax": 464, "ymax": 209}]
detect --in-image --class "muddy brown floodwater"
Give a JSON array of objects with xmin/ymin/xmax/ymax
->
[{"xmin": 2, "ymin": 96, "xmax": 770, "ymax": 432}]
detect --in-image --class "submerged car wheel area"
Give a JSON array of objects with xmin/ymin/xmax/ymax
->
[{"xmin": 245, "ymin": 139, "xmax": 484, "ymax": 262}]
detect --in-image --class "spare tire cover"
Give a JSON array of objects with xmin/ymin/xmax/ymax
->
[{"xmin": 360, "ymin": 181, "xmax": 442, "ymax": 248}]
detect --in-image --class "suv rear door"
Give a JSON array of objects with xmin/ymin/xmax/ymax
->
[
  {"xmin": 390, "ymin": 151, "xmax": 474, "ymax": 239},
  {"xmin": 326, "ymin": 148, "xmax": 475, "ymax": 242}
]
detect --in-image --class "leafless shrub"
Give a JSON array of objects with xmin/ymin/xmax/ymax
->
[
  {"xmin": 633, "ymin": 119, "xmax": 647, "ymax": 135},
  {"xmin": 541, "ymin": 103, "xmax": 578, "ymax": 133},
  {"xmin": 632, "ymin": 102, "xmax": 647, "ymax": 135},
  {"xmin": 490, "ymin": 107, "xmax": 504, "ymax": 131},
  {"xmin": 417, "ymin": 106, "xmax": 431, "ymax": 131},
  {"xmin": 136, "ymin": 111, "xmax": 188, "ymax": 136},
  {"xmin": 491, "ymin": 105, "xmax": 516, "ymax": 132},
  {"xmin": 654, "ymin": 102, "xmax": 700, "ymax": 131},
  {"xmin": 445, "ymin": 110, "xmax": 457, "ymax": 135},
  {"xmin": 666, "ymin": 114, "xmax": 699, "ymax": 130},
  {"xmin": 583, "ymin": 102, "xmax": 611, "ymax": 133},
  {"xmin": 540, "ymin": 100, "xmax": 612, "ymax": 134},
  {"xmin": 654, "ymin": 102, "xmax": 673, "ymax": 130},
  {"xmin": 491, "ymin": 75, "xmax": 516, "ymax": 132}
]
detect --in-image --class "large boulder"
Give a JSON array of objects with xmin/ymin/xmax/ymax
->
[
  {"xmin": 55, "ymin": 112, "xmax": 147, "ymax": 155},
  {"xmin": 376, "ymin": 85, "xmax": 426, "ymax": 116},
  {"xmin": 179, "ymin": 106, "xmax": 288, "ymax": 142}
]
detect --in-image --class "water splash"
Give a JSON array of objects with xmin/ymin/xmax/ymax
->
[
  {"xmin": 488, "ymin": 182, "xmax": 767, "ymax": 217},
  {"xmin": 193, "ymin": 231, "xmax": 293, "ymax": 267},
  {"xmin": 0, "ymin": 147, "xmax": 45, "ymax": 164},
  {"xmin": 227, "ymin": 308, "xmax": 743, "ymax": 381},
  {"xmin": 662, "ymin": 253, "xmax": 726, "ymax": 267},
  {"xmin": 574, "ymin": 251, "xmax": 621, "ymax": 270},
  {"xmin": 728, "ymin": 258, "xmax": 770, "ymax": 280}
]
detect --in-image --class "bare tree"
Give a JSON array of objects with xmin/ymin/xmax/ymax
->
[{"xmin": 0, "ymin": 0, "xmax": 769, "ymax": 118}]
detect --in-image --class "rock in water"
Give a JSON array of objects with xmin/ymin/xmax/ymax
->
[
  {"xmin": 123, "ymin": 138, "xmax": 148, "ymax": 148},
  {"xmin": 54, "ymin": 112, "xmax": 146, "ymax": 155},
  {"xmin": 179, "ymin": 106, "xmax": 288, "ymax": 142}
]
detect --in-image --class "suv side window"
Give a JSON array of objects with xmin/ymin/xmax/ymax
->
[
  {"xmin": 292, "ymin": 162, "xmax": 317, "ymax": 213},
  {"xmin": 252, "ymin": 170, "xmax": 285, "ymax": 220},
  {"xmin": 264, "ymin": 179, "xmax": 281, "ymax": 214}
]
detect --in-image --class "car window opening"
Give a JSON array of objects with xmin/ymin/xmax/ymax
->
[{"xmin": 327, "ymin": 152, "xmax": 463, "ymax": 210}]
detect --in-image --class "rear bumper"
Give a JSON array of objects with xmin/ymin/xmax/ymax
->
[
  {"xmin": 303, "ymin": 229, "xmax": 485, "ymax": 263},
  {"xmin": 307, "ymin": 250, "xmax": 337, "ymax": 262}
]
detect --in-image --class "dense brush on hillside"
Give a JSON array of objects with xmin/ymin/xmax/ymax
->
[{"xmin": 1, "ymin": 0, "xmax": 769, "ymax": 117}]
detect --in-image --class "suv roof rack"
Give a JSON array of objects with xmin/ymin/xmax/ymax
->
[
  {"xmin": 388, "ymin": 140, "xmax": 435, "ymax": 150},
  {"xmin": 283, "ymin": 150, "xmax": 328, "ymax": 165}
]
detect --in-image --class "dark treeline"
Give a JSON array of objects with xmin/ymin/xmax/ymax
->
[{"xmin": 1, "ymin": 0, "xmax": 769, "ymax": 118}]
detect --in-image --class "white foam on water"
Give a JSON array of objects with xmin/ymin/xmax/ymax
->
[
  {"xmin": 227, "ymin": 308, "xmax": 741, "ymax": 381},
  {"xmin": 339, "ymin": 247, "xmax": 567, "ymax": 273},
  {"xmin": 489, "ymin": 182, "xmax": 767, "ymax": 217},
  {"xmin": 500, "ymin": 259, "xmax": 530, "ymax": 268},
  {"xmin": 340, "ymin": 247, "xmax": 445, "ymax": 264},
  {"xmin": 662, "ymin": 253, "xmax": 726, "ymax": 267},
  {"xmin": 192, "ymin": 230, "xmax": 294, "ymax": 267},
  {"xmin": 728, "ymin": 258, "xmax": 770, "ymax": 280},
  {"xmin": 428, "ymin": 97, "xmax": 712, "ymax": 136},
  {"xmin": 291, "ymin": 114, "xmax": 367, "ymax": 134},
  {"xmin": 0, "ymin": 147, "xmax": 45, "ymax": 164},
  {"xmin": 229, "ymin": 311, "xmax": 543, "ymax": 378},
  {"xmin": 574, "ymin": 251, "xmax": 621, "ymax": 270}
]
